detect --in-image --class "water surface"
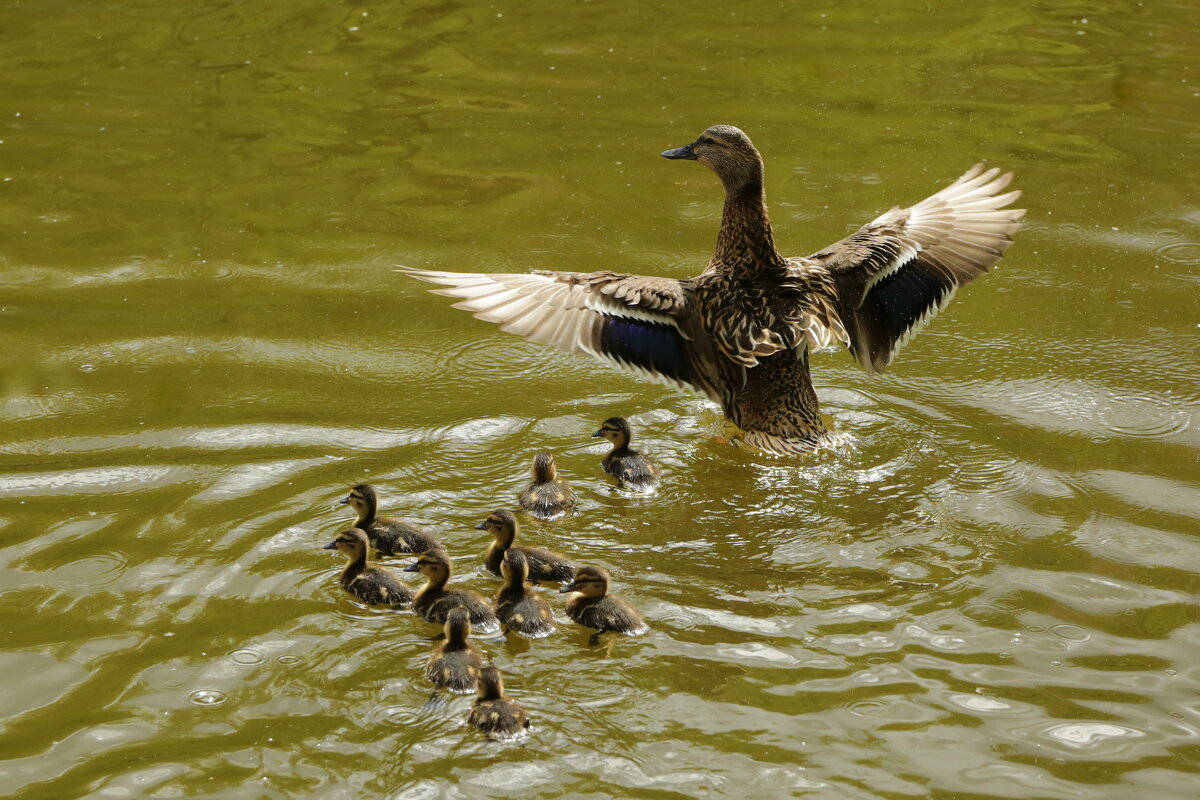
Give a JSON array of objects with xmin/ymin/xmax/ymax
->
[{"xmin": 1, "ymin": 1, "xmax": 1198, "ymax": 798}]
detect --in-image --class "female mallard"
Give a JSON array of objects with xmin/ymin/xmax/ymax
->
[
  {"xmin": 400, "ymin": 125, "xmax": 1022, "ymax": 454},
  {"xmin": 593, "ymin": 417, "xmax": 659, "ymax": 491},
  {"xmin": 494, "ymin": 549, "xmax": 556, "ymax": 639},
  {"xmin": 559, "ymin": 565, "xmax": 648, "ymax": 636},
  {"xmin": 323, "ymin": 528, "xmax": 414, "ymax": 606},
  {"xmin": 403, "ymin": 550, "xmax": 500, "ymax": 634},
  {"xmin": 426, "ymin": 607, "xmax": 484, "ymax": 694},
  {"xmin": 468, "ymin": 665, "xmax": 530, "ymax": 741},
  {"xmin": 476, "ymin": 509, "xmax": 576, "ymax": 585},
  {"xmin": 518, "ymin": 452, "xmax": 577, "ymax": 520},
  {"xmin": 339, "ymin": 484, "xmax": 441, "ymax": 556}
]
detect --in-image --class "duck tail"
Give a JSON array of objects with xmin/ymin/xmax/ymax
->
[{"xmin": 741, "ymin": 428, "xmax": 853, "ymax": 456}]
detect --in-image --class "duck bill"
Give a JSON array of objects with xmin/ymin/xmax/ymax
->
[
  {"xmin": 337, "ymin": 497, "xmax": 350, "ymax": 505},
  {"xmin": 559, "ymin": 581, "xmax": 577, "ymax": 594},
  {"xmin": 661, "ymin": 142, "xmax": 697, "ymax": 160},
  {"xmin": 591, "ymin": 430, "xmax": 603, "ymax": 438},
  {"xmin": 402, "ymin": 562, "xmax": 420, "ymax": 573},
  {"xmin": 474, "ymin": 521, "xmax": 487, "ymax": 530},
  {"xmin": 322, "ymin": 541, "xmax": 338, "ymax": 550}
]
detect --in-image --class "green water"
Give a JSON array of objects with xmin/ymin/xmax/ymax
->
[{"xmin": 1, "ymin": 1, "xmax": 1198, "ymax": 798}]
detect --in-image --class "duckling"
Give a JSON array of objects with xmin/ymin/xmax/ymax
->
[
  {"xmin": 518, "ymin": 451, "xmax": 577, "ymax": 520},
  {"xmin": 467, "ymin": 665, "xmax": 530, "ymax": 742},
  {"xmin": 593, "ymin": 417, "xmax": 659, "ymax": 491},
  {"xmin": 559, "ymin": 565, "xmax": 649, "ymax": 635},
  {"xmin": 322, "ymin": 528, "xmax": 414, "ymax": 606},
  {"xmin": 425, "ymin": 608, "xmax": 484, "ymax": 694},
  {"xmin": 339, "ymin": 484, "xmax": 441, "ymax": 556},
  {"xmin": 476, "ymin": 509, "xmax": 576, "ymax": 585},
  {"xmin": 403, "ymin": 550, "xmax": 500, "ymax": 634},
  {"xmin": 494, "ymin": 550, "xmax": 555, "ymax": 639}
]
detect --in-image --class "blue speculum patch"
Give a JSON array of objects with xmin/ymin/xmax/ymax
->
[{"xmin": 599, "ymin": 316, "xmax": 691, "ymax": 384}]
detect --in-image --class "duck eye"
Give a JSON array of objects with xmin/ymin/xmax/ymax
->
[{"xmin": 700, "ymin": 137, "xmax": 715, "ymax": 145}]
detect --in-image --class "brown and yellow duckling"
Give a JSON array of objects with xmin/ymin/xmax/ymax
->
[
  {"xmin": 403, "ymin": 550, "xmax": 500, "ymax": 634},
  {"xmin": 476, "ymin": 509, "xmax": 576, "ymax": 585},
  {"xmin": 518, "ymin": 451, "xmax": 577, "ymax": 520},
  {"xmin": 468, "ymin": 665, "xmax": 530, "ymax": 742},
  {"xmin": 560, "ymin": 565, "xmax": 649, "ymax": 636},
  {"xmin": 425, "ymin": 607, "xmax": 484, "ymax": 694},
  {"xmin": 339, "ymin": 484, "xmax": 441, "ymax": 556},
  {"xmin": 494, "ymin": 550, "xmax": 555, "ymax": 639},
  {"xmin": 594, "ymin": 417, "xmax": 659, "ymax": 491},
  {"xmin": 323, "ymin": 528, "xmax": 414, "ymax": 606}
]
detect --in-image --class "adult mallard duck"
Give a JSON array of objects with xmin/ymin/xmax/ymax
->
[
  {"xmin": 323, "ymin": 528, "xmax": 414, "ymax": 606},
  {"xmin": 339, "ymin": 484, "xmax": 441, "ymax": 556},
  {"xmin": 476, "ymin": 509, "xmax": 576, "ymax": 585},
  {"xmin": 399, "ymin": 125, "xmax": 1023, "ymax": 455},
  {"xmin": 593, "ymin": 417, "xmax": 659, "ymax": 491},
  {"xmin": 518, "ymin": 452, "xmax": 577, "ymax": 520}
]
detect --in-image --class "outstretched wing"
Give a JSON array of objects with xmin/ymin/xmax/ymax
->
[
  {"xmin": 397, "ymin": 266, "xmax": 720, "ymax": 400},
  {"xmin": 809, "ymin": 164, "xmax": 1024, "ymax": 375}
]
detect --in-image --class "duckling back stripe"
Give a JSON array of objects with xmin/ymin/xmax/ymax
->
[{"xmin": 599, "ymin": 316, "xmax": 691, "ymax": 384}]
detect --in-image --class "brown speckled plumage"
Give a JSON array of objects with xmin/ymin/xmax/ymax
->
[{"xmin": 400, "ymin": 124, "xmax": 1022, "ymax": 454}]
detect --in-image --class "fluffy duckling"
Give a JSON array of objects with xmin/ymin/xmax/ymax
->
[
  {"xmin": 339, "ymin": 484, "xmax": 442, "ymax": 556},
  {"xmin": 403, "ymin": 550, "xmax": 500, "ymax": 634},
  {"xmin": 494, "ymin": 550, "xmax": 555, "ymax": 639},
  {"xmin": 518, "ymin": 451, "xmax": 577, "ymax": 520},
  {"xmin": 468, "ymin": 665, "xmax": 530, "ymax": 741},
  {"xmin": 476, "ymin": 509, "xmax": 576, "ymax": 585},
  {"xmin": 425, "ymin": 608, "xmax": 484, "ymax": 694},
  {"xmin": 323, "ymin": 528, "xmax": 414, "ymax": 606},
  {"xmin": 560, "ymin": 565, "xmax": 649, "ymax": 635},
  {"xmin": 593, "ymin": 418, "xmax": 659, "ymax": 491}
]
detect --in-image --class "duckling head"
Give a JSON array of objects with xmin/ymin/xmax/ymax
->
[
  {"xmin": 339, "ymin": 484, "xmax": 377, "ymax": 518},
  {"xmin": 403, "ymin": 549, "xmax": 452, "ymax": 579},
  {"xmin": 531, "ymin": 451, "xmax": 558, "ymax": 482},
  {"xmin": 444, "ymin": 606, "xmax": 472, "ymax": 644},
  {"xmin": 323, "ymin": 527, "xmax": 369, "ymax": 558},
  {"xmin": 475, "ymin": 509, "xmax": 518, "ymax": 544},
  {"xmin": 501, "ymin": 548, "xmax": 531, "ymax": 585},
  {"xmin": 662, "ymin": 125, "xmax": 763, "ymax": 194},
  {"xmin": 559, "ymin": 565, "xmax": 610, "ymax": 598},
  {"xmin": 593, "ymin": 417, "xmax": 632, "ymax": 448},
  {"xmin": 477, "ymin": 664, "xmax": 505, "ymax": 701}
]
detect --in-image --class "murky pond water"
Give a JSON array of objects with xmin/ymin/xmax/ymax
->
[{"xmin": 1, "ymin": 1, "xmax": 1198, "ymax": 798}]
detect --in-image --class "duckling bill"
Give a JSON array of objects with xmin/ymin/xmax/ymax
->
[
  {"xmin": 323, "ymin": 528, "xmax": 414, "ymax": 606},
  {"xmin": 401, "ymin": 125, "xmax": 1022, "ymax": 455}
]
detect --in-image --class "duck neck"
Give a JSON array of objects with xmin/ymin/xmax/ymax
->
[
  {"xmin": 356, "ymin": 503, "xmax": 376, "ymax": 529},
  {"xmin": 713, "ymin": 179, "xmax": 787, "ymax": 275},
  {"xmin": 342, "ymin": 548, "xmax": 367, "ymax": 579}
]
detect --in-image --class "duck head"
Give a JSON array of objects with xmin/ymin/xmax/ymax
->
[
  {"xmin": 662, "ymin": 125, "xmax": 764, "ymax": 194},
  {"xmin": 323, "ymin": 527, "xmax": 369, "ymax": 559},
  {"xmin": 476, "ymin": 509, "xmax": 518, "ymax": 544},
  {"xmin": 592, "ymin": 417, "xmax": 632, "ymax": 449},
  {"xmin": 531, "ymin": 451, "xmax": 558, "ymax": 482},
  {"xmin": 559, "ymin": 565, "xmax": 610, "ymax": 598}
]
